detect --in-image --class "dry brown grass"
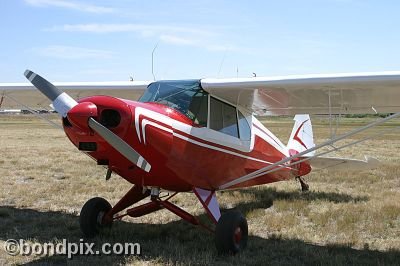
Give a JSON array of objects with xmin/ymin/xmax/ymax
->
[{"xmin": 0, "ymin": 115, "xmax": 399, "ymax": 265}]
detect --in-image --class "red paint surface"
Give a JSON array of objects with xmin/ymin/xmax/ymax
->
[{"xmin": 63, "ymin": 96, "xmax": 307, "ymax": 192}]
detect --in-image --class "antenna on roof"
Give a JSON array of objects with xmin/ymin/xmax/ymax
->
[
  {"xmin": 217, "ymin": 49, "xmax": 227, "ymax": 78},
  {"xmin": 151, "ymin": 42, "xmax": 159, "ymax": 81}
]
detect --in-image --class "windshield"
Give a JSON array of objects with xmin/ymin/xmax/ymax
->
[{"xmin": 139, "ymin": 80, "xmax": 208, "ymax": 126}]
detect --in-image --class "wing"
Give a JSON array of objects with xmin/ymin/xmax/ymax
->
[
  {"xmin": 0, "ymin": 81, "xmax": 151, "ymax": 91},
  {"xmin": 0, "ymin": 81, "xmax": 151, "ymax": 109},
  {"xmin": 201, "ymin": 72, "xmax": 400, "ymax": 115},
  {"xmin": 304, "ymin": 156, "xmax": 379, "ymax": 171}
]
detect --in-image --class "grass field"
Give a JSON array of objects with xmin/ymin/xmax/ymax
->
[{"xmin": 0, "ymin": 115, "xmax": 399, "ymax": 265}]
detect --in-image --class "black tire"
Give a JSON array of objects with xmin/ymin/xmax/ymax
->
[
  {"xmin": 215, "ymin": 210, "xmax": 248, "ymax": 254},
  {"xmin": 79, "ymin": 197, "xmax": 112, "ymax": 238}
]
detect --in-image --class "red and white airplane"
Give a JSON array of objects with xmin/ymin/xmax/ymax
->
[{"xmin": 2, "ymin": 70, "xmax": 400, "ymax": 254}]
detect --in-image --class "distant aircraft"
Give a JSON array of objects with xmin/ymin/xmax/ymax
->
[{"xmin": 1, "ymin": 69, "xmax": 400, "ymax": 254}]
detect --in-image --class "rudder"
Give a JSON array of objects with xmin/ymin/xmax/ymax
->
[{"xmin": 287, "ymin": 114, "xmax": 315, "ymax": 156}]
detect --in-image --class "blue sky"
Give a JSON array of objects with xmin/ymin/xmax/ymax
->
[{"xmin": 1, "ymin": 0, "xmax": 400, "ymax": 82}]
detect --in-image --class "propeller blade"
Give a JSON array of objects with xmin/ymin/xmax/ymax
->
[
  {"xmin": 24, "ymin": 69, "xmax": 77, "ymax": 117},
  {"xmin": 88, "ymin": 117, "xmax": 151, "ymax": 172}
]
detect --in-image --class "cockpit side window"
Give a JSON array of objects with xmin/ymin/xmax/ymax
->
[
  {"xmin": 209, "ymin": 97, "xmax": 239, "ymax": 138},
  {"xmin": 187, "ymin": 90, "xmax": 208, "ymax": 126}
]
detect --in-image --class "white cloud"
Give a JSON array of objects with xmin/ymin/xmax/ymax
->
[
  {"xmin": 45, "ymin": 23, "xmax": 212, "ymax": 36},
  {"xmin": 33, "ymin": 45, "xmax": 115, "ymax": 59},
  {"xmin": 159, "ymin": 35, "xmax": 196, "ymax": 46},
  {"xmin": 24, "ymin": 0, "xmax": 115, "ymax": 14},
  {"xmin": 159, "ymin": 34, "xmax": 237, "ymax": 52},
  {"xmin": 45, "ymin": 23, "xmax": 239, "ymax": 52}
]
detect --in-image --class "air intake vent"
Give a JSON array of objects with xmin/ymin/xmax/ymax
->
[
  {"xmin": 100, "ymin": 109, "xmax": 121, "ymax": 128},
  {"xmin": 79, "ymin": 142, "xmax": 97, "ymax": 151},
  {"xmin": 63, "ymin": 116, "xmax": 72, "ymax": 127}
]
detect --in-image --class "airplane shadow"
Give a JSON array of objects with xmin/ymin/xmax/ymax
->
[
  {"xmin": 219, "ymin": 186, "xmax": 369, "ymax": 216},
  {"xmin": 0, "ymin": 188, "xmax": 396, "ymax": 266},
  {"xmin": 231, "ymin": 186, "xmax": 369, "ymax": 206}
]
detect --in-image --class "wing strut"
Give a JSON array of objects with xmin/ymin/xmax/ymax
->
[{"xmin": 3, "ymin": 94, "xmax": 62, "ymax": 130}]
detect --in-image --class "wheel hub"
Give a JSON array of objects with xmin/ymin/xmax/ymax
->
[
  {"xmin": 234, "ymin": 227, "xmax": 242, "ymax": 245},
  {"xmin": 97, "ymin": 211, "xmax": 105, "ymax": 225}
]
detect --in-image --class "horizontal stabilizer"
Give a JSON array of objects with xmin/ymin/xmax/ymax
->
[{"xmin": 304, "ymin": 156, "xmax": 379, "ymax": 171}]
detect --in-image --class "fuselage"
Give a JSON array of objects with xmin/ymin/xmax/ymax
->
[{"xmin": 63, "ymin": 80, "xmax": 311, "ymax": 191}]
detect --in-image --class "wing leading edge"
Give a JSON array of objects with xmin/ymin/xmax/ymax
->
[{"xmin": 201, "ymin": 71, "xmax": 400, "ymax": 115}]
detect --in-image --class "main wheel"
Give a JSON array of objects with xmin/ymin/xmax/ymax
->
[
  {"xmin": 79, "ymin": 197, "xmax": 112, "ymax": 238},
  {"xmin": 215, "ymin": 210, "xmax": 248, "ymax": 254}
]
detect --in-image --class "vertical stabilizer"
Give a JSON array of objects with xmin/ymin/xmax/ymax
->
[{"xmin": 287, "ymin": 114, "xmax": 315, "ymax": 156}]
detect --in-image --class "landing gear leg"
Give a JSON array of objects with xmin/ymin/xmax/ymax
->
[{"xmin": 296, "ymin": 176, "xmax": 309, "ymax": 192}]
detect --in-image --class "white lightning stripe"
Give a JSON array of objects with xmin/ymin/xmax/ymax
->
[
  {"xmin": 139, "ymin": 117, "xmax": 276, "ymax": 164},
  {"xmin": 135, "ymin": 107, "xmax": 254, "ymax": 153},
  {"xmin": 135, "ymin": 106, "xmax": 173, "ymax": 143},
  {"xmin": 134, "ymin": 107, "xmax": 289, "ymax": 163},
  {"xmin": 172, "ymin": 132, "xmax": 276, "ymax": 165},
  {"xmin": 141, "ymin": 120, "xmax": 173, "ymax": 144},
  {"xmin": 135, "ymin": 109, "xmax": 142, "ymax": 142}
]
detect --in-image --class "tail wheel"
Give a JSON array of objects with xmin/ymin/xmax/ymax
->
[
  {"xmin": 80, "ymin": 197, "xmax": 112, "ymax": 238},
  {"xmin": 215, "ymin": 210, "xmax": 248, "ymax": 254}
]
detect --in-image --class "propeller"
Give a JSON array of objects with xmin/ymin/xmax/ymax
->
[{"xmin": 24, "ymin": 69, "xmax": 151, "ymax": 172}]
